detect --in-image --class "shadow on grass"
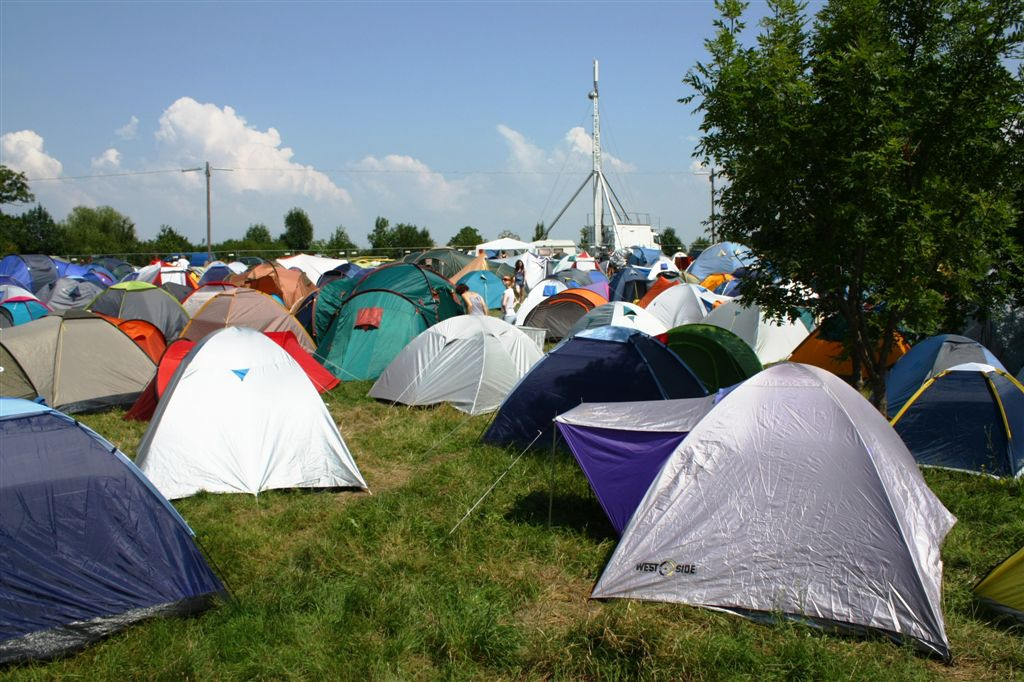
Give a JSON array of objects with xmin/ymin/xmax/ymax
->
[{"xmin": 504, "ymin": 490, "xmax": 616, "ymax": 542}]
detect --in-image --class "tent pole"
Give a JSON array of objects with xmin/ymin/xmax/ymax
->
[{"xmin": 548, "ymin": 420, "xmax": 557, "ymax": 528}]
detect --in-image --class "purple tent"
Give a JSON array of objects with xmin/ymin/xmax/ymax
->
[{"xmin": 555, "ymin": 396, "xmax": 719, "ymax": 534}]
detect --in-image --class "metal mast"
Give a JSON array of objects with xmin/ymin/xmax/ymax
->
[{"xmin": 589, "ymin": 59, "xmax": 603, "ymax": 244}]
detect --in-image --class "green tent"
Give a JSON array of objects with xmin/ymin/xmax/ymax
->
[
  {"xmin": 315, "ymin": 276, "xmax": 362, "ymax": 341},
  {"xmin": 403, "ymin": 248, "xmax": 475, "ymax": 281},
  {"xmin": 315, "ymin": 263, "xmax": 466, "ymax": 381},
  {"xmin": 974, "ymin": 546, "xmax": 1024, "ymax": 622},
  {"xmin": 659, "ymin": 323, "xmax": 763, "ymax": 392}
]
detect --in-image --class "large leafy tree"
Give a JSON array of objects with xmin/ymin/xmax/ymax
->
[
  {"xmin": 368, "ymin": 216, "xmax": 434, "ymax": 258},
  {"xmin": 245, "ymin": 223, "xmax": 275, "ymax": 245},
  {"xmin": 280, "ymin": 207, "xmax": 314, "ymax": 250},
  {"xmin": 684, "ymin": 0, "xmax": 1023, "ymax": 409},
  {"xmin": 660, "ymin": 227, "xmax": 684, "ymax": 255},
  {"xmin": 0, "ymin": 165, "xmax": 34, "ymax": 208},
  {"xmin": 14, "ymin": 205, "xmax": 64, "ymax": 254},
  {"xmin": 146, "ymin": 225, "xmax": 194, "ymax": 255},
  {"xmin": 447, "ymin": 225, "xmax": 483, "ymax": 248},
  {"xmin": 321, "ymin": 225, "xmax": 359, "ymax": 252},
  {"xmin": 62, "ymin": 205, "xmax": 140, "ymax": 256}
]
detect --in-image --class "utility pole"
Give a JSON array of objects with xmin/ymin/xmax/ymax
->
[
  {"xmin": 693, "ymin": 165, "xmax": 717, "ymax": 243},
  {"xmin": 182, "ymin": 161, "xmax": 232, "ymax": 262}
]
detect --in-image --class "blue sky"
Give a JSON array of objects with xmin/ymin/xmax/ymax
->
[{"xmin": 1, "ymin": 1, "xmax": 785, "ymax": 249}]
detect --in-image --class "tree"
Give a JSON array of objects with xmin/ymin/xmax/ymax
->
[
  {"xmin": 322, "ymin": 225, "xmax": 358, "ymax": 251},
  {"xmin": 245, "ymin": 223, "xmax": 274, "ymax": 245},
  {"xmin": 683, "ymin": 0, "xmax": 1023, "ymax": 410},
  {"xmin": 368, "ymin": 216, "xmax": 394, "ymax": 252},
  {"xmin": 660, "ymin": 227, "xmax": 684, "ymax": 255},
  {"xmin": 146, "ymin": 225, "xmax": 194, "ymax": 255},
  {"xmin": 532, "ymin": 222, "xmax": 546, "ymax": 241},
  {"xmin": 13, "ymin": 205, "xmax": 63, "ymax": 254},
  {"xmin": 0, "ymin": 165, "xmax": 34, "ymax": 209},
  {"xmin": 688, "ymin": 236, "xmax": 712, "ymax": 254},
  {"xmin": 368, "ymin": 217, "xmax": 434, "ymax": 258},
  {"xmin": 497, "ymin": 229, "xmax": 521, "ymax": 241},
  {"xmin": 448, "ymin": 225, "xmax": 483, "ymax": 249},
  {"xmin": 579, "ymin": 227, "xmax": 590, "ymax": 251},
  {"xmin": 62, "ymin": 205, "xmax": 139, "ymax": 256},
  {"xmin": 280, "ymin": 208, "xmax": 313, "ymax": 250}
]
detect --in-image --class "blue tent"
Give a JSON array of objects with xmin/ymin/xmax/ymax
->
[
  {"xmin": 890, "ymin": 363, "xmax": 1024, "ymax": 477},
  {"xmin": 198, "ymin": 262, "xmax": 235, "ymax": 286},
  {"xmin": 0, "ymin": 399, "xmax": 225, "ymax": 663},
  {"xmin": 609, "ymin": 266, "xmax": 650, "ymax": 302},
  {"xmin": 483, "ymin": 326, "xmax": 708, "ymax": 449},
  {"xmin": 0, "ymin": 297, "xmax": 49, "ymax": 327},
  {"xmin": 887, "ymin": 334, "xmax": 1005, "ymax": 417},
  {"xmin": 627, "ymin": 247, "xmax": 662, "ymax": 267},
  {"xmin": 457, "ymin": 269, "xmax": 504, "ymax": 309},
  {"xmin": 0, "ymin": 254, "xmax": 58, "ymax": 293},
  {"xmin": 685, "ymin": 242, "xmax": 753, "ymax": 282}
]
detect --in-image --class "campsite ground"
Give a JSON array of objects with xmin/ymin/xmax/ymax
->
[{"xmin": 8, "ymin": 381, "xmax": 1022, "ymax": 680}]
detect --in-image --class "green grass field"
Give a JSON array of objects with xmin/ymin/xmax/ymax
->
[{"xmin": 6, "ymin": 381, "xmax": 1022, "ymax": 680}]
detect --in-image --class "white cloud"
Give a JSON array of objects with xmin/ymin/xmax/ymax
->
[
  {"xmin": 1, "ymin": 130, "xmax": 63, "ymax": 178},
  {"xmin": 565, "ymin": 126, "xmax": 635, "ymax": 172},
  {"xmin": 115, "ymin": 116, "xmax": 139, "ymax": 140},
  {"xmin": 155, "ymin": 97, "xmax": 351, "ymax": 203},
  {"xmin": 497, "ymin": 124, "xmax": 548, "ymax": 172},
  {"xmin": 91, "ymin": 148, "xmax": 121, "ymax": 169},
  {"xmin": 351, "ymin": 154, "xmax": 470, "ymax": 211},
  {"xmin": 497, "ymin": 124, "xmax": 634, "ymax": 175}
]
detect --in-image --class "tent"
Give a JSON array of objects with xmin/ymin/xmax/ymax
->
[
  {"xmin": 86, "ymin": 281, "xmax": 189, "ymax": 341},
  {"xmin": 125, "ymin": 262, "xmax": 198, "ymax": 290},
  {"xmin": 37, "ymin": 276, "xmax": 106, "ymax": 311},
  {"xmin": 314, "ymin": 276, "xmax": 365, "ymax": 340},
  {"xmin": 180, "ymin": 287, "xmax": 316, "ymax": 352},
  {"xmin": 657, "ymin": 324, "xmax": 762, "ymax": 392},
  {"xmin": 703, "ymin": 300, "xmax": 810, "ymax": 365},
  {"xmin": 974, "ymin": 546, "xmax": 1024, "ymax": 622},
  {"xmin": 317, "ymin": 262, "xmax": 366, "ymax": 288},
  {"xmin": 315, "ymin": 262, "xmax": 466, "ymax": 381},
  {"xmin": 91, "ymin": 256, "xmax": 135, "ymax": 281},
  {"xmin": 644, "ymin": 283, "xmax": 724, "ymax": 329},
  {"xmin": 0, "ymin": 296, "xmax": 49, "ymax": 327},
  {"xmin": 637, "ymin": 273, "xmax": 680, "ymax": 308},
  {"xmin": 592, "ymin": 363, "xmax": 956, "ymax": 661},
  {"xmin": 555, "ymin": 395, "xmax": 720, "ymax": 534},
  {"xmin": 890, "ymin": 363, "xmax": 1023, "ymax": 477},
  {"xmin": 456, "ymin": 269, "xmax": 505, "ymax": 310},
  {"xmin": 0, "ymin": 311, "xmax": 155, "ymax": 413},
  {"xmin": 0, "ymin": 282, "xmax": 37, "ymax": 303},
  {"xmin": 684, "ymin": 241, "xmax": 754, "ymax": 282},
  {"xmin": 197, "ymin": 261, "xmax": 235, "ymax": 287},
  {"xmin": 886, "ymin": 334, "xmax": 1005, "ymax": 416},
  {"xmin": 475, "ymin": 237, "xmax": 532, "ymax": 254},
  {"xmin": 514, "ymin": 277, "xmax": 568, "ymax": 325},
  {"xmin": 135, "ymin": 327, "xmax": 367, "ymax": 499},
  {"xmin": 608, "ymin": 266, "xmax": 650, "ymax": 303},
  {"xmin": 521, "ymin": 287, "xmax": 609, "ymax": 342},
  {"xmin": 276, "ymin": 253, "xmax": 347, "ymax": 283},
  {"xmin": 645, "ymin": 256, "xmax": 680, "ymax": 280},
  {"xmin": 228, "ymin": 262, "xmax": 318, "ymax": 314},
  {"xmin": 789, "ymin": 316, "xmax": 910, "ymax": 380},
  {"xmin": 0, "ymin": 254, "xmax": 59, "ymax": 293},
  {"xmin": 483, "ymin": 327, "xmax": 708, "ymax": 449},
  {"xmin": 403, "ymin": 248, "xmax": 476, "ymax": 280},
  {"xmin": 369, "ymin": 316, "xmax": 543, "ymax": 415},
  {"xmin": 181, "ymin": 282, "xmax": 238, "ymax": 316},
  {"xmin": 92, "ymin": 313, "xmax": 167, "ymax": 363},
  {"xmin": 0, "ymin": 398, "xmax": 225, "ymax": 664},
  {"xmin": 567, "ymin": 301, "xmax": 667, "ymax": 338}
]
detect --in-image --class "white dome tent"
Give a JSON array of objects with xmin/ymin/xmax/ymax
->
[
  {"xmin": 703, "ymin": 299, "xmax": 810, "ymax": 364},
  {"xmin": 136, "ymin": 326, "xmax": 367, "ymax": 499},
  {"xmin": 369, "ymin": 316, "xmax": 543, "ymax": 416}
]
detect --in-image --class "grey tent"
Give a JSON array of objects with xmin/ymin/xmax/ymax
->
[
  {"xmin": 0, "ymin": 310, "xmax": 155, "ymax": 413},
  {"xmin": 37, "ymin": 276, "xmax": 106, "ymax": 311},
  {"xmin": 592, "ymin": 363, "xmax": 956, "ymax": 660}
]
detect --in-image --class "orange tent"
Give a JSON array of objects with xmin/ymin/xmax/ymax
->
[
  {"xmin": 699, "ymin": 272, "xmax": 733, "ymax": 293},
  {"xmin": 93, "ymin": 312, "xmax": 167, "ymax": 363},
  {"xmin": 790, "ymin": 323, "xmax": 910, "ymax": 380},
  {"xmin": 228, "ymin": 262, "xmax": 318, "ymax": 313},
  {"xmin": 521, "ymin": 287, "xmax": 608, "ymax": 342},
  {"xmin": 637, "ymin": 275, "xmax": 680, "ymax": 308}
]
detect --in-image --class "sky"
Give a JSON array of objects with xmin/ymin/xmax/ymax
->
[{"xmin": 0, "ymin": 0, "xmax": 787, "ymax": 250}]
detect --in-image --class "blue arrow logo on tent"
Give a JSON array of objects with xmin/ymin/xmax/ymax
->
[{"xmin": 231, "ymin": 369, "xmax": 250, "ymax": 381}]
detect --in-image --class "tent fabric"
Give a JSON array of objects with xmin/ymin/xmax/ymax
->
[
  {"xmin": 657, "ymin": 324, "xmax": 763, "ymax": 392},
  {"xmin": 0, "ymin": 399, "xmax": 225, "ymax": 664},
  {"xmin": 197, "ymin": 262, "xmax": 235, "ymax": 286},
  {"xmin": 974, "ymin": 546, "xmax": 1024, "ymax": 622},
  {"xmin": 962, "ymin": 303, "xmax": 1024, "ymax": 377},
  {"xmin": 568, "ymin": 302, "xmax": 667, "ymax": 338},
  {"xmin": 92, "ymin": 313, "xmax": 168, "ymax": 363},
  {"xmin": 609, "ymin": 267, "xmax": 651, "ymax": 303},
  {"xmin": 684, "ymin": 242, "xmax": 753, "ymax": 282},
  {"xmin": 0, "ymin": 311, "xmax": 155, "ymax": 413},
  {"xmin": 317, "ymin": 262, "xmax": 365, "ymax": 288},
  {"xmin": 483, "ymin": 327, "xmax": 708, "ymax": 449},
  {"xmin": 37, "ymin": 276, "xmax": 106, "ymax": 311},
  {"xmin": 637, "ymin": 274, "xmax": 680, "ymax": 308},
  {"xmin": 135, "ymin": 327, "xmax": 367, "ymax": 499},
  {"xmin": 180, "ymin": 287, "xmax": 316, "ymax": 352},
  {"xmin": 0, "ymin": 254, "xmax": 59, "ymax": 293},
  {"xmin": 789, "ymin": 318, "xmax": 910, "ymax": 380},
  {"xmin": 275, "ymin": 253, "xmax": 347, "ymax": 283},
  {"xmin": 314, "ymin": 276, "xmax": 363, "ymax": 340},
  {"xmin": 86, "ymin": 282, "xmax": 189, "ymax": 342},
  {"xmin": 644, "ymin": 283, "xmax": 720, "ymax": 329},
  {"xmin": 890, "ymin": 363, "xmax": 1024, "ymax": 477},
  {"xmin": 228, "ymin": 262, "xmax": 317, "ymax": 314},
  {"xmin": 476, "ymin": 237, "xmax": 532, "ymax": 253},
  {"xmin": 315, "ymin": 263, "xmax": 466, "ymax": 381},
  {"xmin": 0, "ymin": 282, "xmax": 37, "ymax": 303},
  {"xmin": 555, "ymin": 395, "xmax": 720, "ymax": 534},
  {"xmin": 404, "ymin": 248, "xmax": 476, "ymax": 281},
  {"xmin": 449, "ymin": 253, "xmax": 493, "ymax": 284},
  {"xmin": 514, "ymin": 277, "xmax": 568, "ymax": 325},
  {"xmin": 886, "ymin": 334, "xmax": 1005, "ymax": 417},
  {"xmin": 456, "ymin": 269, "xmax": 505, "ymax": 310},
  {"xmin": 369, "ymin": 316, "xmax": 543, "ymax": 415},
  {"xmin": 645, "ymin": 256, "xmax": 680, "ymax": 280},
  {"xmin": 703, "ymin": 300, "xmax": 810, "ymax": 365},
  {"xmin": 181, "ymin": 283, "xmax": 238, "ymax": 317},
  {"xmin": 592, "ymin": 363, "xmax": 956, "ymax": 661},
  {"xmin": 522, "ymin": 288, "xmax": 609, "ymax": 342},
  {"xmin": 91, "ymin": 256, "xmax": 135, "ymax": 281},
  {"xmin": 0, "ymin": 297, "xmax": 49, "ymax": 327}
]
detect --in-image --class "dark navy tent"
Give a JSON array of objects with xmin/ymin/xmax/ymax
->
[
  {"xmin": 890, "ymin": 363, "xmax": 1024, "ymax": 477},
  {"xmin": 609, "ymin": 266, "xmax": 650, "ymax": 302},
  {"xmin": 555, "ymin": 396, "xmax": 719, "ymax": 534},
  {"xmin": 0, "ymin": 398, "xmax": 225, "ymax": 663},
  {"xmin": 483, "ymin": 327, "xmax": 708, "ymax": 449},
  {"xmin": 886, "ymin": 334, "xmax": 1005, "ymax": 417}
]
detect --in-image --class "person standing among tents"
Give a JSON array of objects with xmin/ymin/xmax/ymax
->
[
  {"xmin": 513, "ymin": 260, "xmax": 526, "ymax": 302},
  {"xmin": 456, "ymin": 284, "xmax": 487, "ymax": 316},
  {"xmin": 501, "ymin": 276, "xmax": 517, "ymax": 324}
]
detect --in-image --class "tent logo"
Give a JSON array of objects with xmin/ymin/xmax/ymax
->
[{"xmin": 635, "ymin": 560, "xmax": 697, "ymax": 577}]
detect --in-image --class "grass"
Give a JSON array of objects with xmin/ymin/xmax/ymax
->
[{"xmin": 5, "ymin": 380, "xmax": 1023, "ymax": 680}]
